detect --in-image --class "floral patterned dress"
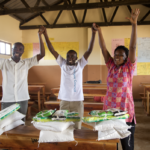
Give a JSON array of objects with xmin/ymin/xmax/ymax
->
[{"xmin": 103, "ymin": 57, "xmax": 136, "ymax": 123}]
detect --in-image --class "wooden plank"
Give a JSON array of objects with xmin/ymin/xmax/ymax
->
[
  {"xmin": 82, "ymin": 0, "xmax": 89, "ymax": 23},
  {"xmin": 100, "ymin": 0, "xmax": 107, "ymax": 23},
  {"xmin": 140, "ymin": 10, "xmax": 150, "ymax": 22},
  {"xmin": 0, "ymin": 0, "xmax": 11, "ymax": 8},
  {"xmin": 110, "ymin": 6, "xmax": 119, "ymax": 22},
  {"xmin": 20, "ymin": 21, "xmax": 150, "ymax": 29},
  {"xmin": 83, "ymin": 83, "xmax": 107, "ymax": 86},
  {"xmin": 0, "ymin": 126, "xmax": 119, "ymax": 150},
  {"xmin": 40, "ymin": 13, "xmax": 50, "ymax": 25},
  {"xmin": 21, "ymin": 0, "xmax": 30, "ymax": 8},
  {"xmin": 53, "ymin": 10, "xmax": 63, "ymax": 26},
  {"xmin": 44, "ymin": 101, "xmax": 103, "ymax": 111},
  {"xmin": 1, "ymin": 0, "xmax": 150, "ymax": 15}
]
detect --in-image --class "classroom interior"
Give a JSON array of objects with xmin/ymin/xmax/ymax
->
[{"xmin": 0, "ymin": 0, "xmax": 150, "ymax": 150}]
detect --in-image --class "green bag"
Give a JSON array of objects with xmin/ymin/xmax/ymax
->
[
  {"xmin": 0, "ymin": 103, "xmax": 20, "ymax": 121},
  {"xmin": 90, "ymin": 110, "xmax": 113, "ymax": 117},
  {"xmin": 36, "ymin": 110, "xmax": 56, "ymax": 117},
  {"xmin": 82, "ymin": 114, "xmax": 129, "ymax": 123}
]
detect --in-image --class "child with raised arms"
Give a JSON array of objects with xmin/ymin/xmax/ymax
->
[{"xmin": 42, "ymin": 24, "xmax": 96, "ymax": 129}]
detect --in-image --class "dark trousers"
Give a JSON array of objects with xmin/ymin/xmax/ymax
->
[
  {"xmin": 1, "ymin": 100, "xmax": 28, "ymax": 122},
  {"xmin": 119, "ymin": 119, "xmax": 135, "ymax": 150}
]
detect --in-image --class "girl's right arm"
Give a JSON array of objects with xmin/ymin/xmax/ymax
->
[
  {"xmin": 42, "ymin": 26, "xmax": 59, "ymax": 59},
  {"xmin": 93, "ymin": 23, "xmax": 111, "ymax": 63}
]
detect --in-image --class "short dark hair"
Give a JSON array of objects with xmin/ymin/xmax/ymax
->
[
  {"xmin": 67, "ymin": 50, "xmax": 77, "ymax": 56},
  {"xmin": 114, "ymin": 45, "xmax": 129, "ymax": 57},
  {"xmin": 14, "ymin": 42, "xmax": 24, "ymax": 50}
]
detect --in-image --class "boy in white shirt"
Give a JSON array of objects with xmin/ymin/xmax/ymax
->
[
  {"xmin": 0, "ymin": 27, "xmax": 45, "ymax": 116},
  {"xmin": 42, "ymin": 24, "xmax": 96, "ymax": 129}
]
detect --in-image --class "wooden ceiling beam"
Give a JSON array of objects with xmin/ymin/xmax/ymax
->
[
  {"xmin": 20, "ymin": 0, "xmax": 64, "ymax": 25},
  {"xmin": 1, "ymin": 0, "xmax": 150, "ymax": 15},
  {"xmin": 100, "ymin": 0, "xmax": 107, "ymax": 23},
  {"xmin": 21, "ymin": 0, "xmax": 30, "ymax": 9},
  {"xmin": 110, "ymin": 6, "xmax": 119, "ymax": 22},
  {"xmin": 140, "ymin": 10, "xmax": 150, "ymax": 21},
  {"xmin": 0, "ymin": 0, "xmax": 11, "ymax": 8},
  {"xmin": 20, "ymin": 21, "xmax": 150, "ymax": 30},
  {"xmin": 63, "ymin": 0, "xmax": 68, "ymax": 5},
  {"xmin": 53, "ymin": 10, "xmax": 63, "ymax": 26},
  {"xmin": 42, "ymin": 0, "xmax": 50, "ymax": 7},
  {"xmin": 82, "ymin": 0, "xmax": 89, "ymax": 24},
  {"xmin": 20, "ymin": 13, "xmax": 41, "ymax": 25},
  {"xmin": 34, "ymin": 0, "xmax": 41, "ymax": 7},
  {"xmin": 127, "ymin": 5, "xmax": 132, "ymax": 13},
  {"xmin": 11, "ymin": 14, "xmax": 24, "ymax": 22},
  {"xmin": 40, "ymin": 13, "xmax": 49, "ymax": 25},
  {"xmin": 68, "ymin": 0, "xmax": 78, "ymax": 24}
]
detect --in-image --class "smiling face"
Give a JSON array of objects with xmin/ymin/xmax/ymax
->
[
  {"xmin": 114, "ymin": 49, "xmax": 127, "ymax": 67},
  {"xmin": 12, "ymin": 43, "xmax": 24, "ymax": 59},
  {"xmin": 66, "ymin": 51, "xmax": 78, "ymax": 66}
]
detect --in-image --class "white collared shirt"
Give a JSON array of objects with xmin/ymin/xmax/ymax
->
[
  {"xmin": 56, "ymin": 55, "xmax": 88, "ymax": 101},
  {"xmin": 0, "ymin": 55, "xmax": 38, "ymax": 102}
]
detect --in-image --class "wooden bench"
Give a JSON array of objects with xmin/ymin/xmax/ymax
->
[
  {"xmin": 44, "ymin": 101, "xmax": 103, "ymax": 112},
  {"xmin": 0, "ymin": 125, "xmax": 119, "ymax": 150},
  {"xmin": 51, "ymin": 87, "xmax": 107, "ymax": 101},
  {"xmin": 30, "ymin": 92, "xmax": 51, "ymax": 101}
]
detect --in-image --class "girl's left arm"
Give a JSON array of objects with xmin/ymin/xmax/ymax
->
[{"xmin": 127, "ymin": 8, "xmax": 140, "ymax": 63}]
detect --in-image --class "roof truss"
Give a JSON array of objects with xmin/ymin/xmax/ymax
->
[{"xmin": 0, "ymin": 0, "xmax": 150, "ymax": 29}]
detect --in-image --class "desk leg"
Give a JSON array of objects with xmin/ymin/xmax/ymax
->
[
  {"xmin": 38, "ymin": 91, "xmax": 41, "ymax": 111},
  {"xmin": 42, "ymin": 87, "xmax": 46, "ymax": 109},
  {"xmin": 147, "ymin": 91, "xmax": 149, "ymax": 115},
  {"xmin": 143, "ymin": 87, "xmax": 146, "ymax": 106}
]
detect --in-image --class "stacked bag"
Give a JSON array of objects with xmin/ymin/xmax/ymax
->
[
  {"xmin": 32, "ymin": 109, "xmax": 80, "ymax": 143},
  {"xmin": 0, "ymin": 104, "xmax": 25, "ymax": 135},
  {"xmin": 82, "ymin": 108, "xmax": 131, "ymax": 140}
]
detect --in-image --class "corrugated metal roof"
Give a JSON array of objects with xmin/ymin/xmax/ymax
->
[{"xmin": 1, "ymin": 0, "xmax": 62, "ymax": 20}]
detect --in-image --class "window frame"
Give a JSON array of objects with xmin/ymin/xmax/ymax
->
[{"xmin": 0, "ymin": 40, "xmax": 12, "ymax": 56}]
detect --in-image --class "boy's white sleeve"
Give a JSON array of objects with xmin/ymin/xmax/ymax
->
[
  {"xmin": 56, "ymin": 55, "xmax": 66, "ymax": 67},
  {"xmin": 78, "ymin": 56, "xmax": 88, "ymax": 69},
  {"xmin": 25, "ymin": 55, "xmax": 39, "ymax": 69},
  {"xmin": 0, "ymin": 58, "xmax": 5, "ymax": 70}
]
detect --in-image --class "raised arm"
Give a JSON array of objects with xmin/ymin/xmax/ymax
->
[
  {"xmin": 84, "ymin": 23, "xmax": 96, "ymax": 60},
  {"xmin": 42, "ymin": 26, "xmax": 58, "ymax": 59},
  {"xmin": 37, "ymin": 26, "xmax": 45, "ymax": 61},
  {"xmin": 93, "ymin": 24, "xmax": 111, "ymax": 63},
  {"xmin": 126, "ymin": 8, "xmax": 140, "ymax": 63}
]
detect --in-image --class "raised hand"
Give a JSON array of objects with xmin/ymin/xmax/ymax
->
[
  {"xmin": 38, "ymin": 26, "xmax": 45, "ymax": 35},
  {"xmin": 92, "ymin": 23, "xmax": 97, "ymax": 33},
  {"xmin": 126, "ymin": 8, "xmax": 140, "ymax": 25},
  {"xmin": 92, "ymin": 23, "xmax": 100, "ymax": 31}
]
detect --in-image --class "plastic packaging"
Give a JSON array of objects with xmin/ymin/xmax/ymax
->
[
  {"xmin": 89, "ymin": 110, "xmax": 113, "ymax": 117},
  {"xmin": 82, "ymin": 114, "xmax": 129, "ymax": 123},
  {"xmin": 0, "ymin": 103, "xmax": 20, "ymax": 121}
]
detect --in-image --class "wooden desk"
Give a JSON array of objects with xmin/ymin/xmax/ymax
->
[
  {"xmin": 51, "ymin": 87, "xmax": 107, "ymax": 99},
  {"xmin": 28, "ymin": 85, "xmax": 43, "ymax": 111},
  {"xmin": 0, "ymin": 126, "xmax": 119, "ymax": 150},
  {"xmin": 146, "ymin": 86, "xmax": 150, "ymax": 115},
  {"xmin": 142, "ymin": 84, "xmax": 150, "ymax": 97},
  {"xmin": 83, "ymin": 83, "xmax": 107, "ymax": 86},
  {"xmin": 29, "ymin": 83, "xmax": 46, "ymax": 107}
]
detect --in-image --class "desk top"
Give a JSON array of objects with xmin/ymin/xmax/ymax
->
[
  {"xmin": 141, "ymin": 82, "xmax": 150, "ymax": 86},
  {"xmin": 29, "ymin": 83, "xmax": 46, "ymax": 85},
  {"xmin": 83, "ymin": 83, "xmax": 107, "ymax": 86},
  {"xmin": 4, "ymin": 125, "xmax": 119, "ymax": 143}
]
